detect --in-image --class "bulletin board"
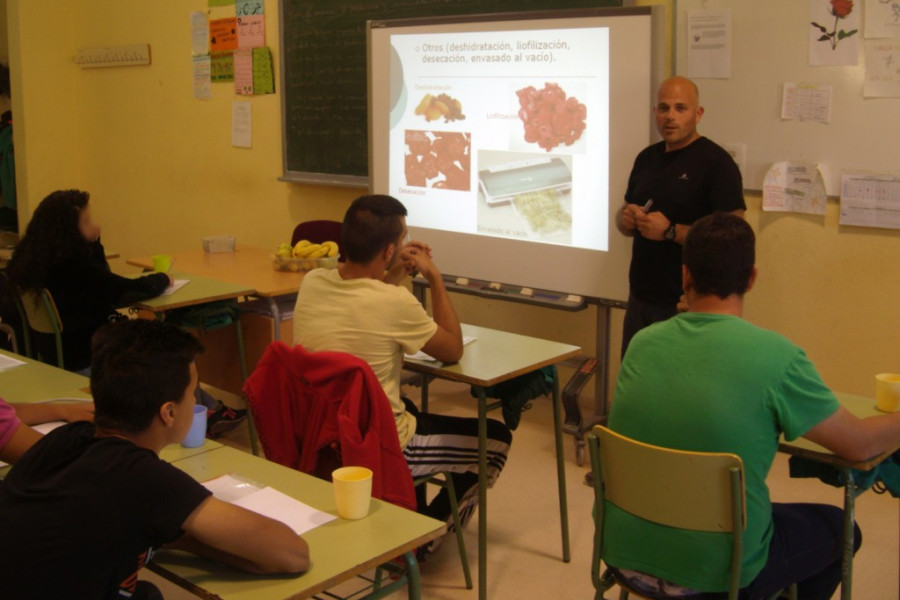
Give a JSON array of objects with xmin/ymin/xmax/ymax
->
[
  {"xmin": 675, "ymin": 0, "xmax": 899, "ymax": 196},
  {"xmin": 279, "ymin": 0, "xmax": 623, "ymax": 187}
]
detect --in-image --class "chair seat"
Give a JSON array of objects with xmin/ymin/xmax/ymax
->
[{"xmin": 610, "ymin": 566, "xmax": 706, "ymax": 599}]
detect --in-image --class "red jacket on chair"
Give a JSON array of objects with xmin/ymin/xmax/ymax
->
[{"xmin": 243, "ymin": 341, "xmax": 417, "ymax": 511}]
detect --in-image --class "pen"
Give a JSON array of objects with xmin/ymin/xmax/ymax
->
[{"xmin": 642, "ymin": 199, "xmax": 654, "ymax": 212}]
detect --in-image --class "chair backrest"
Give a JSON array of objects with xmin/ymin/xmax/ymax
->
[
  {"xmin": 0, "ymin": 231, "xmax": 19, "ymax": 249},
  {"xmin": 589, "ymin": 425, "xmax": 745, "ymax": 599},
  {"xmin": 290, "ymin": 220, "xmax": 343, "ymax": 250},
  {"xmin": 593, "ymin": 425, "xmax": 745, "ymax": 532},
  {"xmin": 18, "ymin": 288, "xmax": 63, "ymax": 336},
  {"xmin": 17, "ymin": 288, "xmax": 64, "ymax": 369}
]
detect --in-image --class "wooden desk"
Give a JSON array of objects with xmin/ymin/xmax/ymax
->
[
  {"xmin": 403, "ymin": 324, "xmax": 581, "ymax": 600},
  {"xmin": 131, "ymin": 272, "xmax": 254, "ymax": 314},
  {"xmin": 128, "ymin": 246, "xmax": 304, "ymax": 336},
  {"xmin": 0, "ymin": 350, "xmax": 91, "ymax": 403},
  {"xmin": 150, "ymin": 445, "xmax": 445, "ymax": 600},
  {"xmin": 778, "ymin": 392, "xmax": 897, "ymax": 600},
  {"xmin": 0, "ymin": 350, "xmax": 221, "ymax": 473}
]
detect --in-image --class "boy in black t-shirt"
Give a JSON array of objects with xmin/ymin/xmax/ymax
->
[{"xmin": 0, "ymin": 319, "xmax": 310, "ymax": 600}]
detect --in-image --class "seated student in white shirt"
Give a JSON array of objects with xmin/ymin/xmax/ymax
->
[
  {"xmin": 0, "ymin": 319, "xmax": 309, "ymax": 600},
  {"xmin": 293, "ymin": 194, "xmax": 512, "ymax": 560}
]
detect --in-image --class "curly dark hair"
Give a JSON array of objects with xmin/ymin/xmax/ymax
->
[{"xmin": 7, "ymin": 190, "xmax": 93, "ymax": 292}]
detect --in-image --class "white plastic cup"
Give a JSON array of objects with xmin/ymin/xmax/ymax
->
[
  {"xmin": 181, "ymin": 404, "xmax": 208, "ymax": 448},
  {"xmin": 875, "ymin": 373, "xmax": 900, "ymax": 413},
  {"xmin": 332, "ymin": 466, "xmax": 373, "ymax": 519}
]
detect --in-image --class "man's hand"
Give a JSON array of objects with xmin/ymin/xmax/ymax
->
[
  {"xmin": 401, "ymin": 242, "xmax": 439, "ymax": 281},
  {"xmin": 617, "ymin": 204, "xmax": 643, "ymax": 236},
  {"xmin": 634, "ymin": 211, "xmax": 671, "ymax": 241}
]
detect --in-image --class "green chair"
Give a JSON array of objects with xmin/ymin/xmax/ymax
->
[
  {"xmin": 588, "ymin": 425, "xmax": 796, "ymax": 600},
  {"xmin": 17, "ymin": 287, "xmax": 64, "ymax": 369}
]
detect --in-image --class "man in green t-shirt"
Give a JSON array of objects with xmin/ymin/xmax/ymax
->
[{"xmin": 607, "ymin": 212, "xmax": 900, "ymax": 599}]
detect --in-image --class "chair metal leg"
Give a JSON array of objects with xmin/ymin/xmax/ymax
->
[
  {"xmin": 840, "ymin": 467, "xmax": 857, "ymax": 600},
  {"xmin": 473, "ymin": 385, "xmax": 489, "ymax": 600},
  {"xmin": 551, "ymin": 376, "xmax": 571, "ymax": 562},
  {"xmin": 421, "ymin": 376, "xmax": 429, "ymax": 414},
  {"xmin": 402, "ymin": 551, "xmax": 421, "ymax": 600},
  {"xmin": 233, "ymin": 313, "xmax": 259, "ymax": 456},
  {"xmin": 444, "ymin": 472, "xmax": 474, "ymax": 589}
]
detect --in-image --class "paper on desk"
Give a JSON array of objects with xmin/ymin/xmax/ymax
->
[
  {"xmin": 204, "ymin": 474, "xmax": 337, "ymax": 535},
  {"xmin": 405, "ymin": 336, "xmax": 476, "ymax": 363},
  {"xmin": 0, "ymin": 353, "xmax": 25, "ymax": 372},
  {"xmin": 162, "ymin": 280, "xmax": 190, "ymax": 296}
]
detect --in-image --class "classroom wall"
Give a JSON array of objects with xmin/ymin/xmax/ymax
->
[{"xmin": 7, "ymin": 0, "xmax": 898, "ymax": 400}]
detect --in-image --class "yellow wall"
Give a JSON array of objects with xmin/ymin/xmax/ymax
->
[{"xmin": 7, "ymin": 0, "xmax": 899, "ymax": 400}]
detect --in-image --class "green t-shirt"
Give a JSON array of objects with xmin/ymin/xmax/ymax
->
[{"xmin": 606, "ymin": 312, "xmax": 839, "ymax": 591}]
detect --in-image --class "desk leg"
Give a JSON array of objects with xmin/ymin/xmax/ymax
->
[
  {"xmin": 474, "ymin": 385, "xmax": 489, "ymax": 600},
  {"xmin": 421, "ymin": 377, "xmax": 430, "ymax": 414},
  {"xmin": 402, "ymin": 551, "xmax": 421, "ymax": 600},
  {"xmin": 840, "ymin": 467, "xmax": 856, "ymax": 600},
  {"xmin": 265, "ymin": 297, "xmax": 281, "ymax": 342},
  {"xmin": 551, "ymin": 375, "xmax": 571, "ymax": 563}
]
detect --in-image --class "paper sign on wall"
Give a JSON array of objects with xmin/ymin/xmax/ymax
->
[
  {"xmin": 237, "ymin": 15, "xmax": 265, "ymax": 49},
  {"xmin": 237, "ymin": 0, "xmax": 265, "ymax": 16},
  {"xmin": 210, "ymin": 18, "xmax": 238, "ymax": 53},
  {"xmin": 234, "ymin": 49, "xmax": 253, "ymax": 95},
  {"xmin": 192, "ymin": 55, "xmax": 212, "ymax": 100},
  {"xmin": 762, "ymin": 162, "xmax": 827, "ymax": 215},
  {"xmin": 211, "ymin": 52, "xmax": 234, "ymax": 82},
  {"xmin": 252, "ymin": 47, "xmax": 275, "ymax": 94},
  {"xmin": 232, "ymin": 101, "xmax": 252, "ymax": 148}
]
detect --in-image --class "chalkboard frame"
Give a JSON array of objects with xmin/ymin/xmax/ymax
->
[{"xmin": 278, "ymin": 0, "xmax": 623, "ymax": 188}]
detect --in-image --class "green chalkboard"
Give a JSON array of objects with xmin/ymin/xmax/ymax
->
[{"xmin": 279, "ymin": 0, "xmax": 623, "ymax": 185}]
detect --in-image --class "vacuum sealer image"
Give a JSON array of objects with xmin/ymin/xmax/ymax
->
[{"xmin": 478, "ymin": 157, "xmax": 572, "ymax": 205}]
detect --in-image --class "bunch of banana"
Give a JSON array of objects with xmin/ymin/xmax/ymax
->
[{"xmin": 292, "ymin": 240, "xmax": 339, "ymax": 259}]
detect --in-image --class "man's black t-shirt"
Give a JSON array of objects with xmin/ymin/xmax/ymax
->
[
  {"xmin": 0, "ymin": 422, "xmax": 211, "ymax": 600},
  {"xmin": 624, "ymin": 137, "xmax": 745, "ymax": 305}
]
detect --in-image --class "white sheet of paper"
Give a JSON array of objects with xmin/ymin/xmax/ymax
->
[
  {"xmin": 162, "ymin": 279, "xmax": 190, "ymax": 296},
  {"xmin": 203, "ymin": 474, "xmax": 336, "ymax": 535},
  {"xmin": 686, "ymin": 10, "xmax": 731, "ymax": 79},
  {"xmin": 192, "ymin": 55, "xmax": 212, "ymax": 101},
  {"xmin": 839, "ymin": 172, "xmax": 900, "ymax": 229},
  {"xmin": 781, "ymin": 82, "xmax": 832, "ymax": 123},
  {"xmin": 190, "ymin": 12, "xmax": 209, "ymax": 56},
  {"xmin": 405, "ymin": 336, "xmax": 476, "ymax": 363},
  {"xmin": 232, "ymin": 101, "xmax": 252, "ymax": 148},
  {"xmin": 864, "ymin": 40, "xmax": 900, "ymax": 98},
  {"xmin": 809, "ymin": 0, "xmax": 860, "ymax": 66},
  {"xmin": 0, "ymin": 353, "xmax": 26, "ymax": 372},
  {"xmin": 864, "ymin": 0, "xmax": 900, "ymax": 39},
  {"xmin": 762, "ymin": 162, "xmax": 827, "ymax": 215}
]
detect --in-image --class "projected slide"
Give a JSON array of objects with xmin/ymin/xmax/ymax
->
[{"xmin": 387, "ymin": 27, "xmax": 610, "ymax": 251}]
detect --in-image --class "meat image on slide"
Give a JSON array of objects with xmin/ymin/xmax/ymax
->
[
  {"xmin": 404, "ymin": 130, "xmax": 471, "ymax": 191},
  {"xmin": 516, "ymin": 83, "xmax": 586, "ymax": 152}
]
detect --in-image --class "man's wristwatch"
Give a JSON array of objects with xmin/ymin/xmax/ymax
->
[{"xmin": 664, "ymin": 223, "xmax": 677, "ymax": 242}]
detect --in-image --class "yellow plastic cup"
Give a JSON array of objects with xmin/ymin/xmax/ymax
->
[
  {"xmin": 875, "ymin": 373, "xmax": 900, "ymax": 413},
  {"xmin": 332, "ymin": 466, "xmax": 373, "ymax": 520},
  {"xmin": 152, "ymin": 254, "xmax": 173, "ymax": 273}
]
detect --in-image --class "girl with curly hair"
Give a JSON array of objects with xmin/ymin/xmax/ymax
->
[
  {"xmin": 7, "ymin": 190, "xmax": 248, "ymax": 434},
  {"xmin": 7, "ymin": 189, "xmax": 171, "ymax": 372}
]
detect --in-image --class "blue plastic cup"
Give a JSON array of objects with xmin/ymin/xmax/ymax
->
[{"xmin": 181, "ymin": 404, "xmax": 208, "ymax": 448}]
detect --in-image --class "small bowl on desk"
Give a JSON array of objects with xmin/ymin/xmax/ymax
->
[{"xmin": 271, "ymin": 254, "xmax": 339, "ymax": 272}]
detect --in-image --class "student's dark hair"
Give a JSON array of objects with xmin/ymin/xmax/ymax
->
[
  {"xmin": 683, "ymin": 212, "xmax": 755, "ymax": 299},
  {"xmin": 7, "ymin": 190, "xmax": 92, "ymax": 292},
  {"xmin": 90, "ymin": 319, "xmax": 204, "ymax": 434},
  {"xmin": 341, "ymin": 195, "xmax": 408, "ymax": 263}
]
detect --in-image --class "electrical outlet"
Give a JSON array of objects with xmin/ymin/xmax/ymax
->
[{"xmin": 74, "ymin": 44, "xmax": 151, "ymax": 68}]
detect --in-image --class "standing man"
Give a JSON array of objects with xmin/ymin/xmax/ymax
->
[{"xmin": 617, "ymin": 76, "xmax": 745, "ymax": 355}]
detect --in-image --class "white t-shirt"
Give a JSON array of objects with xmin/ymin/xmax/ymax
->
[{"xmin": 293, "ymin": 269, "xmax": 437, "ymax": 448}]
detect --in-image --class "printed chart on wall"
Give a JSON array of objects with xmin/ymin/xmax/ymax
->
[{"xmin": 386, "ymin": 28, "xmax": 609, "ymax": 252}]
